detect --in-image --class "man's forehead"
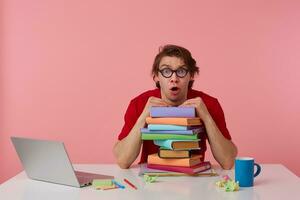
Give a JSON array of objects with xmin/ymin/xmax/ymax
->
[{"xmin": 159, "ymin": 56, "xmax": 186, "ymax": 68}]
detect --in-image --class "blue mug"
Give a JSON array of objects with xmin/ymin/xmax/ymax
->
[{"xmin": 235, "ymin": 157, "xmax": 261, "ymax": 187}]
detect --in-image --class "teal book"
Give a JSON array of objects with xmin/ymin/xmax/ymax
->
[
  {"xmin": 148, "ymin": 124, "xmax": 195, "ymax": 131},
  {"xmin": 154, "ymin": 139, "xmax": 200, "ymax": 150},
  {"xmin": 141, "ymin": 133, "xmax": 198, "ymax": 140}
]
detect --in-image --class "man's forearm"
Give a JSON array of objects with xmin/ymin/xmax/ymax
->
[
  {"xmin": 203, "ymin": 115, "xmax": 238, "ymax": 169},
  {"xmin": 113, "ymin": 118, "xmax": 145, "ymax": 168}
]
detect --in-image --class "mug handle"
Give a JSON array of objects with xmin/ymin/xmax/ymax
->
[{"xmin": 254, "ymin": 163, "xmax": 261, "ymax": 177}]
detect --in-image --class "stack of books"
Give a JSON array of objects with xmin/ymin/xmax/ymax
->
[{"xmin": 141, "ymin": 106, "xmax": 211, "ymax": 174}]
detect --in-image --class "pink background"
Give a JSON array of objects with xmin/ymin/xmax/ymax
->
[{"xmin": 1, "ymin": 0, "xmax": 300, "ymax": 183}]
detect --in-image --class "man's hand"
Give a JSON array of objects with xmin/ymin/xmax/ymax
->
[
  {"xmin": 139, "ymin": 97, "xmax": 169, "ymax": 122},
  {"xmin": 179, "ymin": 97, "xmax": 210, "ymax": 121},
  {"xmin": 113, "ymin": 97, "xmax": 169, "ymax": 169},
  {"xmin": 180, "ymin": 97, "xmax": 237, "ymax": 169}
]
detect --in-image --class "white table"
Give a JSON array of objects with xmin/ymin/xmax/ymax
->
[{"xmin": 0, "ymin": 164, "xmax": 299, "ymax": 200}]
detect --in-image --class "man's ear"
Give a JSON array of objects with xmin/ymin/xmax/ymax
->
[
  {"xmin": 190, "ymin": 75, "xmax": 195, "ymax": 81},
  {"xmin": 153, "ymin": 74, "xmax": 159, "ymax": 82}
]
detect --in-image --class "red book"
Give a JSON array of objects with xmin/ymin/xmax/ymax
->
[{"xmin": 147, "ymin": 161, "xmax": 211, "ymax": 175}]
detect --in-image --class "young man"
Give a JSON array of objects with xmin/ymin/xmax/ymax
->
[{"xmin": 113, "ymin": 45, "xmax": 237, "ymax": 169}]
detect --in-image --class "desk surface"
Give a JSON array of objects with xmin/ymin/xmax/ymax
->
[{"xmin": 0, "ymin": 164, "xmax": 299, "ymax": 200}]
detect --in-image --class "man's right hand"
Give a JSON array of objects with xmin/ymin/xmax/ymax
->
[
  {"xmin": 139, "ymin": 97, "xmax": 169, "ymax": 122},
  {"xmin": 113, "ymin": 97, "xmax": 169, "ymax": 169}
]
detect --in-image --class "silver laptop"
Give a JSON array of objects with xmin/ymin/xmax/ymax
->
[{"xmin": 11, "ymin": 137, "xmax": 114, "ymax": 188}]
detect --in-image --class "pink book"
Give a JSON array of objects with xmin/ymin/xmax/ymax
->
[{"xmin": 147, "ymin": 161, "xmax": 211, "ymax": 175}]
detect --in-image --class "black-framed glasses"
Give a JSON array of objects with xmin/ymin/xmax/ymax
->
[{"xmin": 159, "ymin": 67, "xmax": 189, "ymax": 78}]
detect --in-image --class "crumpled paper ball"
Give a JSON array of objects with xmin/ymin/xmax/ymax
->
[{"xmin": 216, "ymin": 175, "xmax": 239, "ymax": 192}]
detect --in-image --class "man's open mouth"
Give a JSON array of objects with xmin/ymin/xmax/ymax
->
[{"xmin": 170, "ymin": 86, "xmax": 179, "ymax": 91}]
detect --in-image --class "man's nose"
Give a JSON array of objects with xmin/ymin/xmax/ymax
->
[{"xmin": 170, "ymin": 72, "xmax": 179, "ymax": 83}]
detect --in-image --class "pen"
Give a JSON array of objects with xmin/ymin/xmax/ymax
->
[
  {"xmin": 112, "ymin": 180, "xmax": 125, "ymax": 189},
  {"xmin": 123, "ymin": 178, "xmax": 137, "ymax": 190}
]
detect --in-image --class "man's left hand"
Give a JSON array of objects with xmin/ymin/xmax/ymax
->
[{"xmin": 180, "ymin": 97, "xmax": 210, "ymax": 122}]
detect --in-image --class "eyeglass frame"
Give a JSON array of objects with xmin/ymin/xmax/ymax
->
[{"xmin": 158, "ymin": 67, "xmax": 190, "ymax": 78}]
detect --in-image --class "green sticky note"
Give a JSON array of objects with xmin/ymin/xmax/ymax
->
[
  {"xmin": 144, "ymin": 175, "xmax": 158, "ymax": 183},
  {"xmin": 92, "ymin": 179, "xmax": 113, "ymax": 187}
]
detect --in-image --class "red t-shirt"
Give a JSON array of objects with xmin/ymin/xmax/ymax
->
[{"xmin": 117, "ymin": 88, "xmax": 231, "ymax": 163}]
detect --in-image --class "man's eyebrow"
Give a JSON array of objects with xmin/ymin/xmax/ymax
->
[
  {"xmin": 178, "ymin": 65, "xmax": 188, "ymax": 68},
  {"xmin": 159, "ymin": 64, "xmax": 171, "ymax": 68},
  {"xmin": 159, "ymin": 64, "xmax": 187, "ymax": 68}
]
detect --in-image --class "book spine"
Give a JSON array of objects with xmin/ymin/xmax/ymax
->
[
  {"xmin": 147, "ymin": 164, "xmax": 194, "ymax": 174},
  {"xmin": 141, "ymin": 133, "xmax": 198, "ymax": 140},
  {"xmin": 147, "ymin": 162, "xmax": 211, "ymax": 174},
  {"xmin": 150, "ymin": 107, "xmax": 195, "ymax": 118},
  {"xmin": 148, "ymin": 124, "xmax": 189, "ymax": 131},
  {"xmin": 146, "ymin": 117, "xmax": 201, "ymax": 126},
  {"xmin": 158, "ymin": 149, "xmax": 192, "ymax": 159},
  {"xmin": 147, "ymin": 154, "xmax": 201, "ymax": 167},
  {"xmin": 141, "ymin": 128, "xmax": 204, "ymax": 135},
  {"xmin": 141, "ymin": 128, "xmax": 198, "ymax": 135}
]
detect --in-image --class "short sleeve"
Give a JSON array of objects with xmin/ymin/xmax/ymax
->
[
  {"xmin": 209, "ymin": 99, "xmax": 232, "ymax": 140},
  {"xmin": 117, "ymin": 99, "xmax": 139, "ymax": 141}
]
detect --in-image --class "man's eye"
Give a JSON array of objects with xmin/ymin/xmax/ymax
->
[
  {"xmin": 177, "ymin": 68, "xmax": 186, "ymax": 74},
  {"xmin": 162, "ymin": 68, "xmax": 172, "ymax": 74}
]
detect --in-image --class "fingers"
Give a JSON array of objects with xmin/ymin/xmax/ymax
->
[
  {"xmin": 152, "ymin": 102, "xmax": 169, "ymax": 107},
  {"xmin": 147, "ymin": 97, "xmax": 203, "ymax": 108},
  {"xmin": 179, "ymin": 102, "xmax": 190, "ymax": 107},
  {"xmin": 148, "ymin": 97, "xmax": 169, "ymax": 107},
  {"xmin": 180, "ymin": 103, "xmax": 196, "ymax": 108},
  {"xmin": 179, "ymin": 98, "xmax": 201, "ymax": 107},
  {"xmin": 179, "ymin": 99, "xmax": 194, "ymax": 107}
]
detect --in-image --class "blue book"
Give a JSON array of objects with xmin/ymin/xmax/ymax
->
[
  {"xmin": 148, "ymin": 124, "xmax": 202, "ymax": 131},
  {"xmin": 141, "ymin": 128, "xmax": 204, "ymax": 135},
  {"xmin": 150, "ymin": 107, "xmax": 196, "ymax": 118},
  {"xmin": 142, "ymin": 133, "xmax": 198, "ymax": 140},
  {"xmin": 154, "ymin": 139, "xmax": 200, "ymax": 150}
]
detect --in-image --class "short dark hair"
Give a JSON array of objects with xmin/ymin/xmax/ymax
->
[{"xmin": 151, "ymin": 44, "xmax": 199, "ymax": 88}]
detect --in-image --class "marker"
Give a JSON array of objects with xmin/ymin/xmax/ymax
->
[
  {"xmin": 123, "ymin": 178, "xmax": 137, "ymax": 190},
  {"xmin": 112, "ymin": 180, "xmax": 125, "ymax": 189}
]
